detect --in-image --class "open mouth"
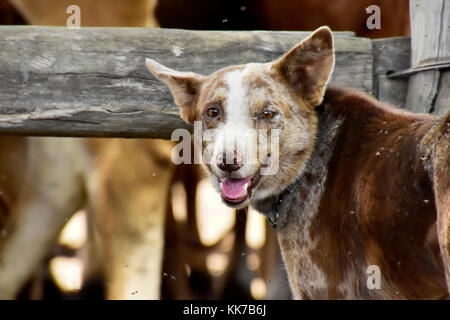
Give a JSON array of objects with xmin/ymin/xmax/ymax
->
[{"xmin": 219, "ymin": 170, "xmax": 262, "ymax": 207}]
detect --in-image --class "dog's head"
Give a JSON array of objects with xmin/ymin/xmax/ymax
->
[{"xmin": 146, "ymin": 27, "xmax": 335, "ymax": 208}]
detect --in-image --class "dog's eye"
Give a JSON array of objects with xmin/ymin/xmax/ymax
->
[
  {"xmin": 206, "ymin": 107, "xmax": 220, "ymax": 118},
  {"xmin": 261, "ymin": 110, "xmax": 275, "ymax": 119}
]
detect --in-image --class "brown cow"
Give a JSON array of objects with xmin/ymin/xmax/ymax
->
[{"xmin": 0, "ymin": 0, "xmax": 168, "ymax": 300}]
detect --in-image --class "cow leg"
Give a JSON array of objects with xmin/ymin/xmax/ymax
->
[
  {"xmin": 0, "ymin": 138, "xmax": 86, "ymax": 299},
  {"xmin": 91, "ymin": 139, "xmax": 174, "ymax": 299}
]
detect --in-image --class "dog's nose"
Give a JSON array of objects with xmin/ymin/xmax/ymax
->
[{"xmin": 216, "ymin": 152, "xmax": 242, "ymax": 172}]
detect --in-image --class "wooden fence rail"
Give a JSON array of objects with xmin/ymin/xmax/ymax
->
[{"xmin": 0, "ymin": 26, "xmax": 410, "ymax": 138}]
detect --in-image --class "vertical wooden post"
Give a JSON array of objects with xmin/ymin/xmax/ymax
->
[{"xmin": 405, "ymin": 0, "xmax": 450, "ymax": 116}]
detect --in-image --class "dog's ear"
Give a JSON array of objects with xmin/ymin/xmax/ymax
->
[
  {"xmin": 273, "ymin": 26, "xmax": 335, "ymax": 108},
  {"xmin": 146, "ymin": 59, "xmax": 204, "ymax": 123}
]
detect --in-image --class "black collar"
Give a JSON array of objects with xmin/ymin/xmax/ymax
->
[{"xmin": 264, "ymin": 184, "xmax": 294, "ymax": 229}]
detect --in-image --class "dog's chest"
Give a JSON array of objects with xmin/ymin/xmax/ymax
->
[
  {"xmin": 265, "ymin": 167, "xmax": 372, "ymax": 299},
  {"xmin": 253, "ymin": 144, "xmax": 338, "ymax": 299},
  {"xmin": 276, "ymin": 168, "xmax": 330, "ymax": 299}
]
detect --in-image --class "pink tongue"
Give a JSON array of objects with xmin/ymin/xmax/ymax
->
[{"xmin": 221, "ymin": 178, "xmax": 251, "ymax": 201}]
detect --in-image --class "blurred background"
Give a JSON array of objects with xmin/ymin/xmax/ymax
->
[{"xmin": 0, "ymin": 0, "xmax": 410, "ymax": 300}]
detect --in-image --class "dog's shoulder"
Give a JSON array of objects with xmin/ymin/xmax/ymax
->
[
  {"xmin": 322, "ymin": 86, "xmax": 437, "ymax": 124},
  {"xmin": 320, "ymin": 86, "xmax": 439, "ymax": 164}
]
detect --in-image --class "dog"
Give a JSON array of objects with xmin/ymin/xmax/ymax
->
[{"xmin": 146, "ymin": 26, "xmax": 450, "ymax": 299}]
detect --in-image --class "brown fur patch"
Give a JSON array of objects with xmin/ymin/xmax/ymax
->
[{"xmin": 263, "ymin": 87, "xmax": 449, "ymax": 299}]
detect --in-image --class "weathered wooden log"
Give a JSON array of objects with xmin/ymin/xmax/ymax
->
[{"xmin": 0, "ymin": 26, "xmax": 371, "ymax": 138}]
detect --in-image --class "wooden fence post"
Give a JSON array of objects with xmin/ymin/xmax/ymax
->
[{"xmin": 405, "ymin": 0, "xmax": 450, "ymax": 116}]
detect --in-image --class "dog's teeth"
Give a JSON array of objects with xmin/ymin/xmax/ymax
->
[
  {"xmin": 244, "ymin": 183, "xmax": 248, "ymax": 191},
  {"xmin": 220, "ymin": 182, "xmax": 223, "ymax": 189}
]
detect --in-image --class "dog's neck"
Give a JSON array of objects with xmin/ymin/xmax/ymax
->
[
  {"xmin": 252, "ymin": 85, "xmax": 436, "ymax": 228},
  {"xmin": 252, "ymin": 95, "xmax": 343, "ymax": 229}
]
